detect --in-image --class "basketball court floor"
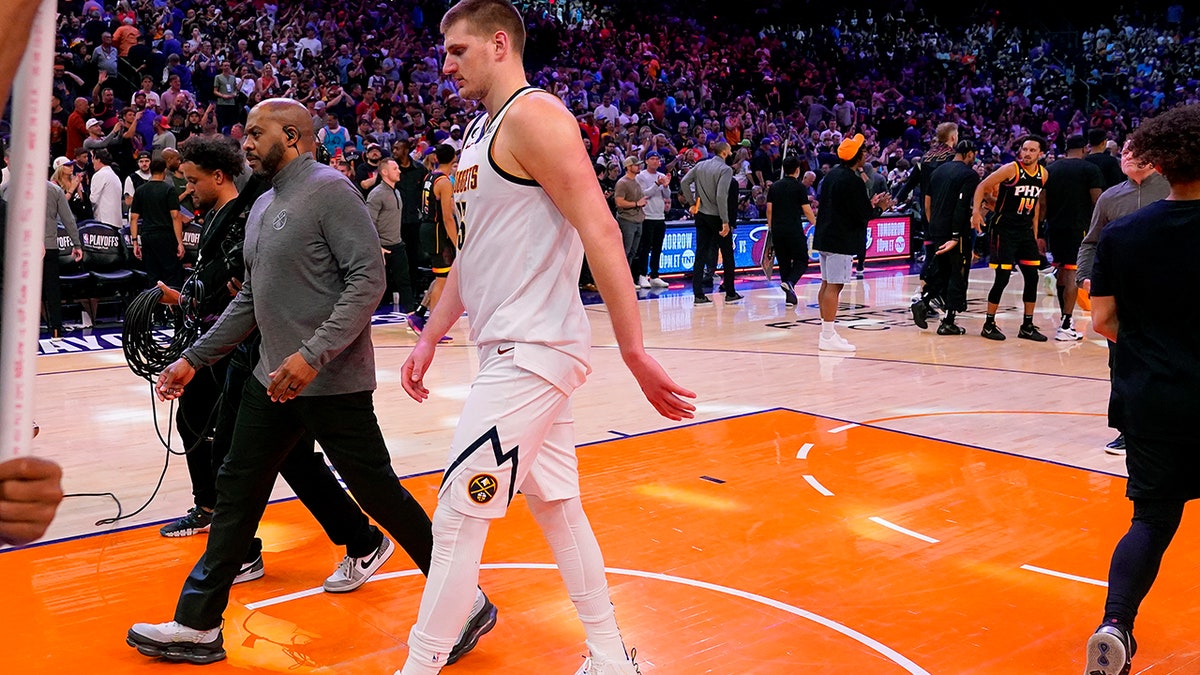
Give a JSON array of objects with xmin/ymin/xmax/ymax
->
[{"xmin": 6, "ymin": 268, "xmax": 1198, "ymax": 674}]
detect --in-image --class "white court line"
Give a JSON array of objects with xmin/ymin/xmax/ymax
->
[
  {"xmin": 829, "ymin": 423, "xmax": 860, "ymax": 434},
  {"xmin": 802, "ymin": 474, "xmax": 834, "ymax": 496},
  {"xmin": 796, "ymin": 442, "xmax": 814, "ymax": 459},
  {"xmin": 245, "ymin": 563, "xmax": 930, "ymax": 674},
  {"xmin": 868, "ymin": 517, "xmax": 940, "ymax": 544},
  {"xmin": 1020, "ymin": 564, "xmax": 1108, "ymax": 587}
]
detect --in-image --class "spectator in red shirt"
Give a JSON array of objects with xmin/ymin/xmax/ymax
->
[{"xmin": 66, "ymin": 97, "xmax": 90, "ymax": 158}]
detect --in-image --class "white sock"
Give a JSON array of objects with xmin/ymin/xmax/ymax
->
[
  {"xmin": 527, "ymin": 495, "xmax": 627, "ymax": 663},
  {"xmin": 821, "ymin": 321, "xmax": 837, "ymax": 339},
  {"xmin": 400, "ymin": 506, "xmax": 491, "ymax": 675}
]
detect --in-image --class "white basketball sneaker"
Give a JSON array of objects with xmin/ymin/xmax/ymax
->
[
  {"xmin": 819, "ymin": 334, "xmax": 856, "ymax": 352},
  {"xmin": 573, "ymin": 647, "xmax": 642, "ymax": 674}
]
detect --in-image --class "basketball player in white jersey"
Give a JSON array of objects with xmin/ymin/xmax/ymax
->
[{"xmin": 396, "ymin": 2, "xmax": 696, "ymax": 674}]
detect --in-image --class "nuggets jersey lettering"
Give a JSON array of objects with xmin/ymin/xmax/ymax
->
[
  {"xmin": 454, "ymin": 86, "xmax": 591, "ymax": 391},
  {"xmin": 994, "ymin": 162, "xmax": 1046, "ymax": 225}
]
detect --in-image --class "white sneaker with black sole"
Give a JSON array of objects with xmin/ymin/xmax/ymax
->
[
  {"xmin": 126, "ymin": 621, "xmax": 225, "ymax": 664},
  {"xmin": 1055, "ymin": 326, "xmax": 1083, "ymax": 341},
  {"xmin": 323, "ymin": 536, "xmax": 394, "ymax": 593}
]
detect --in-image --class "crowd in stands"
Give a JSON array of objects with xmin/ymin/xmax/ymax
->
[{"xmin": 1, "ymin": 0, "xmax": 1198, "ymax": 306}]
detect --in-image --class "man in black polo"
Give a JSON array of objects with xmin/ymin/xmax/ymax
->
[
  {"xmin": 911, "ymin": 140, "xmax": 981, "ymax": 335},
  {"xmin": 766, "ymin": 154, "xmax": 816, "ymax": 307},
  {"xmin": 1084, "ymin": 103, "xmax": 1200, "ymax": 675},
  {"xmin": 129, "ymin": 156, "xmax": 184, "ymax": 288},
  {"xmin": 1041, "ymin": 133, "xmax": 1104, "ymax": 341}
]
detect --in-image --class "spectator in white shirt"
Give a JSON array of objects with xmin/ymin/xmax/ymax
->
[{"xmin": 89, "ymin": 148, "xmax": 124, "ymax": 227}]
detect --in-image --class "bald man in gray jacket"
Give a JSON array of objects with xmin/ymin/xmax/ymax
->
[{"xmin": 679, "ymin": 142, "xmax": 733, "ymax": 303}]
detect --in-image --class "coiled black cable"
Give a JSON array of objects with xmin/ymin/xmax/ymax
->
[{"xmin": 121, "ymin": 283, "xmax": 203, "ymax": 383}]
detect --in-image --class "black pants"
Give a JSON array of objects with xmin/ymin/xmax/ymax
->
[
  {"xmin": 400, "ymin": 220, "xmax": 425, "ymax": 295},
  {"xmin": 692, "ymin": 214, "xmax": 721, "ymax": 297},
  {"xmin": 920, "ymin": 234, "xmax": 972, "ymax": 313},
  {"xmin": 215, "ymin": 105, "xmax": 239, "ymax": 134},
  {"xmin": 42, "ymin": 249, "xmax": 63, "ymax": 333},
  {"xmin": 713, "ymin": 228, "xmax": 736, "ymax": 291},
  {"xmin": 174, "ymin": 374, "xmax": 431, "ymax": 630},
  {"xmin": 634, "ymin": 219, "xmax": 666, "ymax": 278},
  {"xmin": 183, "ymin": 343, "xmax": 380, "ymax": 559},
  {"xmin": 1103, "ymin": 497, "xmax": 1186, "ymax": 629},
  {"xmin": 382, "ymin": 242, "xmax": 415, "ymax": 312},
  {"xmin": 141, "ymin": 231, "xmax": 184, "ymax": 289},
  {"xmin": 771, "ymin": 225, "xmax": 809, "ymax": 287}
]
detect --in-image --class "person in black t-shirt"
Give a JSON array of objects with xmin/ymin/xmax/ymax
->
[
  {"xmin": 1042, "ymin": 134, "xmax": 1104, "ymax": 340},
  {"xmin": 391, "ymin": 139, "xmax": 430, "ymax": 294},
  {"xmin": 1084, "ymin": 103, "xmax": 1200, "ymax": 675},
  {"xmin": 911, "ymin": 140, "xmax": 981, "ymax": 335},
  {"xmin": 129, "ymin": 156, "xmax": 184, "ymax": 288},
  {"xmin": 1084, "ymin": 127, "xmax": 1124, "ymax": 189},
  {"xmin": 766, "ymin": 154, "xmax": 816, "ymax": 307}
]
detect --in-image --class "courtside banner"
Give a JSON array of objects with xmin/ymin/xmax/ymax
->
[{"xmin": 865, "ymin": 216, "xmax": 911, "ymax": 258}]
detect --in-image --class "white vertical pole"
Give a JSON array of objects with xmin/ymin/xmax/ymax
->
[{"xmin": 0, "ymin": 0, "xmax": 56, "ymax": 461}]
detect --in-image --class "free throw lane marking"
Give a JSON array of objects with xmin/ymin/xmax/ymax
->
[
  {"xmin": 796, "ymin": 442, "xmax": 814, "ymax": 459},
  {"xmin": 829, "ymin": 423, "xmax": 860, "ymax": 434},
  {"xmin": 803, "ymin": 474, "xmax": 835, "ymax": 496},
  {"xmin": 245, "ymin": 562, "xmax": 930, "ymax": 674},
  {"xmin": 1020, "ymin": 564, "xmax": 1108, "ymax": 587},
  {"xmin": 868, "ymin": 516, "xmax": 940, "ymax": 544}
]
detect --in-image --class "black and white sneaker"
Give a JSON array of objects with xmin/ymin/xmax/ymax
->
[
  {"xmin": 724, "ymin": 292, "xmax": 744, "ymax": 303},
  {"xmin": 159, "ymin": 507, "xmax": 212, "ymax": 538},
  {"xmin": 233, "ymin": 553, "xmax": 264, "ymax": 585},
  {"xmin": 981, "ymin": 324, "xmax": 1006, "ymax": 341},
  {"xmin": 1085, "ymin": 622, "xmax": 1136, "ymax": 675},
  {"xmin": 446, "ymin": 590, "xmax": 498, "ymax": 664},
  {"xmin": 910, "ymin": 299, "xmax": 929, "ymax": 329},
  {"xmin": 127, "ymin": 621, "xmax": 225, "ymax": 664},
  {"xmin": 1105, "ymin": 434, "xmax": 1126, "ymax": 456},
  {"xmin": 781, "ymin": 282, "xmax": 798, "ymax": 306},
  {"xmin": 693, "ymin": 295, "xmax": 713, "ymax": 305},
  {"xmin": 936, "ymin": 321, "xmax": 966, "ymax": 336},
  {"xmin": 1017, "ymin": 324, "xmax": 1048, "ymax": 342},
  {"xmin": 323, "ymin": 536, "xmax": 394, "ymax": 593}
]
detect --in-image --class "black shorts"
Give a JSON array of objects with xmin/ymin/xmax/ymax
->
[
  {"xmin": 420, "ymin": 221, "xmax": 456, "ymax": 276},
  {"xmin": 1046, "ymin": 226, "xmax": 1084, "ymax": 268},
  {"xmin": 988, "ymin": 223, "xmax": 1041, "ymax": 269},
  {"xmin": 1125, "ymin": 434, "xmax": 1200, "ymax": 501}
]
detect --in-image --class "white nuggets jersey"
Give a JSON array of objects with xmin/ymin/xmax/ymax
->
[{"xmin": 454, "ymin": 87, "xmax": 592, "ymax": 392}]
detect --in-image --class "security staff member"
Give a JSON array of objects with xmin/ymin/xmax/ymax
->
[{"xmin": 911, "ymin": 140, "xmax": 981, "ymax": 335}]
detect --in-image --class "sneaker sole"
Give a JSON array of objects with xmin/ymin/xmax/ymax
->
[
  {"xmin": 160, "ymin": 525, "xmax": 210, "ymax": 538},
  {"xmin": 1103, "ymin": 447, "xmax": 1127, "ymax": 456},
  {"xmin": 323, "ymin": 539, "xmax": 395, "ymax": 593},
  {"xmin": 818, "ymin": 344, "xmax": 856, "ymax": 353},
  {"xmin": 446, "ymin": 602, "xmax": 498, "ymax": 665},
  {"xmin": 1018, "ymin": 333, "xmax": 1049, "ymax": 342},
  {"xmin": 126, "ymin": 633, "xmax": 226, "ymax": 664},
  {"xmin": 1085, "ymin": 630, "xmax": 1130, "ymax": 675}
]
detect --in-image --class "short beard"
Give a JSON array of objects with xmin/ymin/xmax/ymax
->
[{"xmin": 254, "ymin": 141, "xmax": 286, "ymax": 179}]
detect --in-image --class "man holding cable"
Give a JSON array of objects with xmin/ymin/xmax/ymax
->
[{"xmin": 126, "ymin": 99, "xmax": 490, "ymax": 665}]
